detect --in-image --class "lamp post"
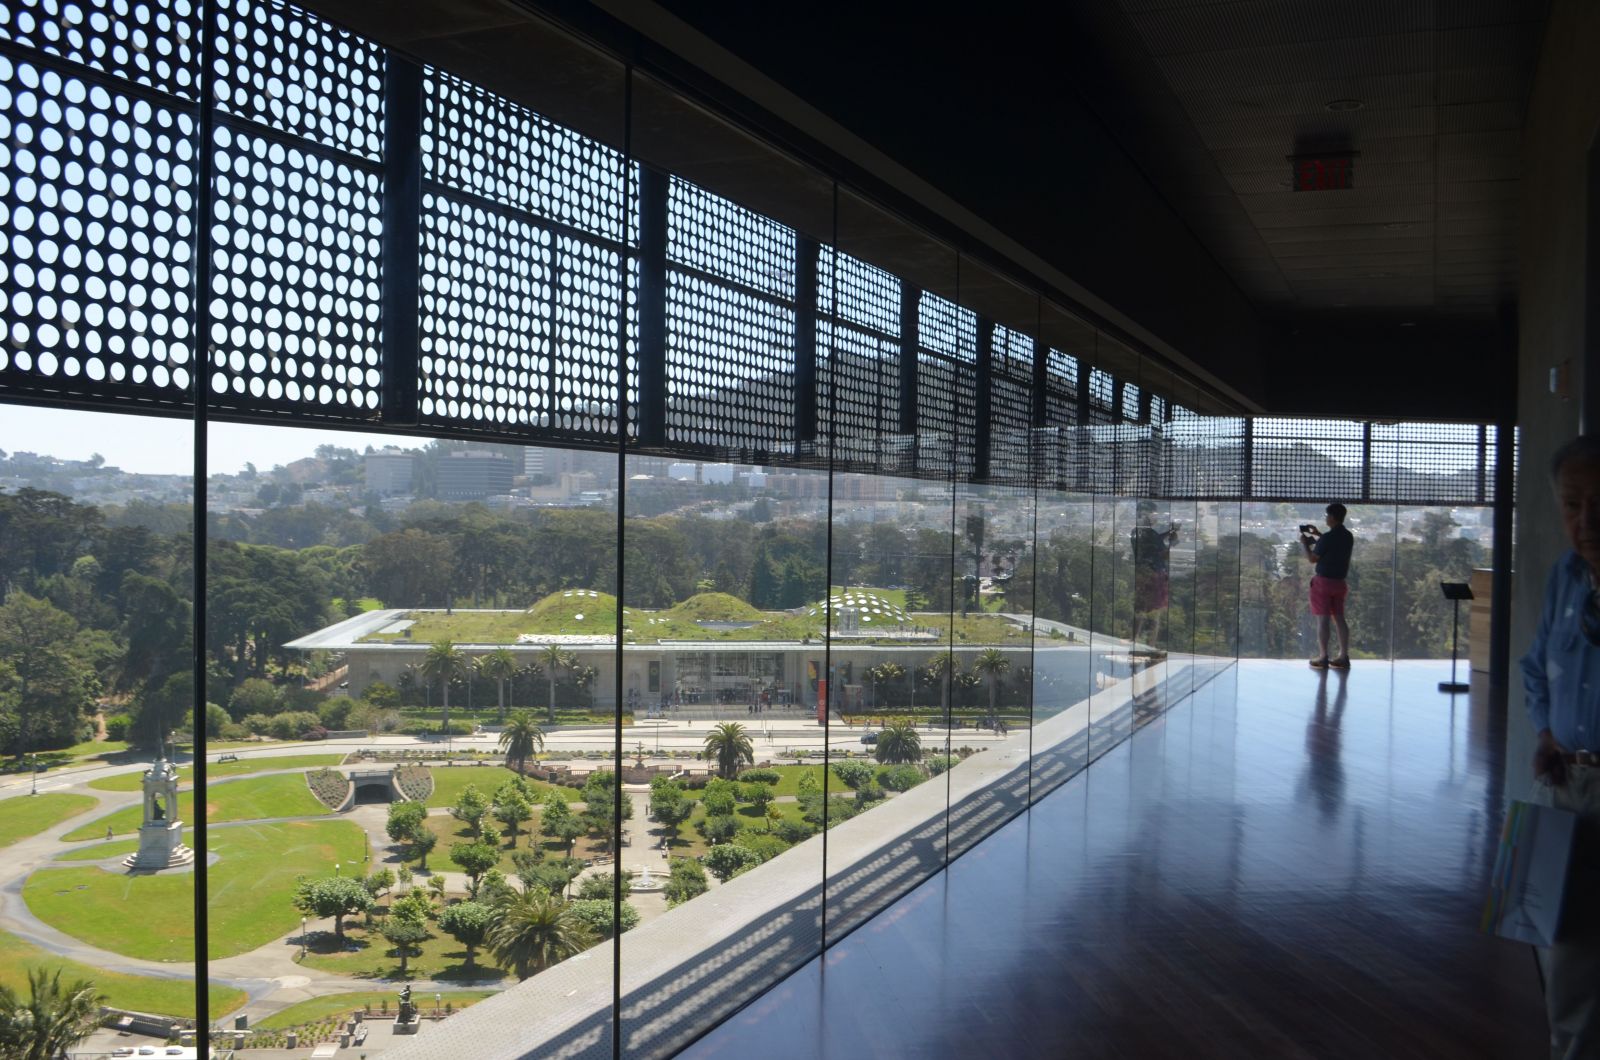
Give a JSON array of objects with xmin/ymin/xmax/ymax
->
[
  {"xmin": 301, "ymin": 916, "xmax": 308, "ymax": 960},
  {"xmin": 29, "ymin": 753, "xmax": 39, "ymax": 797},
  {"xmin": 434, "ymin": 993, "xmax": 441, "ymax": 1017},
  {"xmin": 335, "ymin": 862, "xmax": 341, "ymax": 878}
]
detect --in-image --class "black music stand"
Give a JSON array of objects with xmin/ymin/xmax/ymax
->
[{"xmin": 1439, "ymin": 582, "xmax": 1474, "ymax": 693}]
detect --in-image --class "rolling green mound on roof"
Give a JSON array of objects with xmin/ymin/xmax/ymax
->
[
  {"xmin": 524, "ymin": 590, "xmax": 621, "ymax": 632},
  {"xmin": 665, "ymin": 592, "xmax": 765, "ymax": 622}
]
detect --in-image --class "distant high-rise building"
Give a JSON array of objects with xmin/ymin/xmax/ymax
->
[
  {"xmin": 438, "ymin": 449, "xmax": 516, "ymax": 501},
  {"xmin": 364, "ymin": 448, "xmax": 415, "ymax": 496}
]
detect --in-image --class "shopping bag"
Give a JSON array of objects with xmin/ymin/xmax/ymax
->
[{"xmin": 1480, "ymin": 799, "xmax": 1578, "ymax": 947}]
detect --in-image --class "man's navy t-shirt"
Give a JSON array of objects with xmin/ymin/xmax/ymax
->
[{"xmin": 1312, "ymin": 524, "xmax": 1353, "ymax": 580}]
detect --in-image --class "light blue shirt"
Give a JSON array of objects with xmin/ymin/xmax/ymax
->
[{"xmin": 1521, "ymin": 550, "xmax": 1600, "ymax": 749}]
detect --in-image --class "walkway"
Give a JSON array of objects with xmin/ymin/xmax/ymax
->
[{"xmin": 686, "ymin": 661, "xmax": 1545, "ymax": 1059}]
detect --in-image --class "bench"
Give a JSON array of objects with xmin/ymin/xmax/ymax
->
[{"xmin": 217, "ymin": 753, "xmax": 239, "ymax": 763}]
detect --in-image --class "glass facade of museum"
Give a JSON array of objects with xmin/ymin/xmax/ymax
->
[{"xmin": 0, "ymin": 3, "xmax": 1512, "ymax": 1058}]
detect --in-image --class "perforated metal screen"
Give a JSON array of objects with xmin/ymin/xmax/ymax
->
[
  {"xmin": 916, "ymin": 291, "xmax": 976, "ymax": 478},
  {"xmin": 1369, "ymin": 422, "xmax": 1485, "ymax": 504},
  {"xmin": 1251, "ymin": 418, "xmax": 1364, "ymax": 500},
  {"xmin": 816, "ymin": 246, "xmax": 902, "ymax": 471}
]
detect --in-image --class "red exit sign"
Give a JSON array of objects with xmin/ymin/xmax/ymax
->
[{"xmin": 1292, "ymin": 154, "xmax": 1355, "ymax": 192}]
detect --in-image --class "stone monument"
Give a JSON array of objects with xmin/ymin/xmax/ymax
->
[
  {"xmin": 123, "ymin": 745, "xmax": 195, "ymax": 871},
  {"xmin": 394, "ymin": 984, "xmax": 421, "ymax": 1035}
]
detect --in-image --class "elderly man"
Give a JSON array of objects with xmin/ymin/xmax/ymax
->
[{"xmin": 1521, "ymin": 434, "xmax": 1600, "ymax": 1059}]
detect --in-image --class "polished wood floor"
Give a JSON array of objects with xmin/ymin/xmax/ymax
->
[{"xmin": 682, "ymin": 662, "xmax": 1545, "ymax": 1059}]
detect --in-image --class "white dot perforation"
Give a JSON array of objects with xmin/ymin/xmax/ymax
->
[
  {"xmin": 551, "ymin": 233, "xmax": 623, "ymax": 437},
  {"xmin": 819, "ymin": 246, "xmax": 899, "ymax": 338},
  {"xmin": 668, "ymin": 177, "xmax": 794, "ymax": 302},
  {"xmin": 818, "ymin": 319, "xmax": 898, "ymax": 463},
  {"xmin": 207, "ymin": 125, "xmax": 381, "ymax": 411},
  {"xmin": 419, "ymin": 192, "xmax": 554, "ymax": 427},
  {"xmin": 423, "ymin": 68, "xmax": 627, "ymax": 246},
  {"xmin": 917, "ymin": 290, "xmax": 975, "ymax": 363},
  {"xmin": 0, "ymin": 0, "xmax": 200, "ymax": 101},
  {"xmin": 665, "ymin": 271, "xmax": 794, "ymax": 450},
  {"xmin": 0, "ymin": 53, "xmax": 196, "ymax": 394},
  {"xmin": 212, "ymin": 0, "xmax": 385, "ymax": 161}
]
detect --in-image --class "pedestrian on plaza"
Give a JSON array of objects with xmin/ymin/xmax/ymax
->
[
  {"xmin": 1301, "ymin": 502, "xmax": 1354, "ymax": 669},
  {"xmin": 1522, "ymin": 434, "xmax": 1600, "ymax": 1058}
]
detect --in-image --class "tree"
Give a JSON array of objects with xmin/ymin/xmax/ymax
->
[
  {"xmin": 420, "ymin": 640, "xmax": 468, "ymax": 734},
  {"xmin": 540, "ymin": 645, "xmax": 574, "ymax": 724},
  {"xmin": 705, "ymin": 843, "xmax": 763, "ymax": 883},
  {"xmin": 380, "ymin": 916, "xmax": 430, "ymax": 978},
  {"xmin": 972, "ymin": 648, "xmax": 1011, "ymax": 720},
  {"xmin": 363, "ymin": 868, "xmax": 395, "ymax": 903},
  {"xmin": 292, "ymin": 875, "xmax": 375, "ymax": 942},
  {"xmin": 648, "ymin": 778, "xmax": 693, "ymax": 845},
  {"xmin": 478, "ymin": 648, "xmax": 518, "ymax": 722},
  {"xmin": 866, "ymin": 661, "xmax": 905, "ymax": 709},
  {"xmin": 498, "ymin": 710, "xmax": 545, "ymax": 775},
  {"xmin": 487, "ymin": 889, "xmax": 596, "ymax": 980},
  {"xmin": 663, "ymin": 858, "xmax": 708, "ymax": 906},
  {"xmin": 701, "ymin": 778, "xmax": 739, "ymax": 818},
  {"xmin": 513, "ymin": 851, "xmax": 584, "ymax": 898},
  {"xmin": 412, "ymin": 829, "xmax": 438, "ymax": 871},
  {"xmin": 451, "ymin": 784, "xmax": 490, "ymax": 840},
  {"xmin": 924, "ymin": 652, "xmax": 955, "ymax": 720},
  {"xmin": 741, "ymin": 782, "xmax": 775, "ymax": 815},
  {"xmin": 703, "ymin": 722, "xmax": 754, "ymax": 780},
  {"xmin": 449, "ymin": 842, "xmax": 501, "ymax": 898},
  {"xmin": 874, "ymin": 719, "xmax": 922, "ymax": 765},
  {"xmin": 438, "ymin": 900, "xmax": 495, "ymax": 968},
  {"xmin": 493, "ymin": 786, "xmax": 534, "ymax": 847},
  {"xmin": 831, "ymin": 760, "xmax": 882, "ymax": 808},
  {"xmin": 577, "ymin": 871, "xmax": 632, "ymax": 901},
  {"xmin": 539, "ymin": 793, "xmax": 584, "ymax": 857},
  {"xmin": 566, "ymin": 898, "xmax": 641, "ymax": 939},
  {"xmin": 0, "ymin": 968, "xmax": 103, "ymax": 1060},
  {"xmin": 0, "ymin": 592, "xmax": 97, "ymax": 756},
  {"xmin": 387, "ymin": 801, "xmax": 427, "ymax": 846},
  {"xmin": 579, "ymin": 770, "xmax": 630, "ymax": 849}
]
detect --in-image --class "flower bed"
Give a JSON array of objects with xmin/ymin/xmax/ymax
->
[
  {"xmin": 305, "ymin": 768, "xmax": 350, "ymax": 809},
  {"xmin": 394, "ymin": 764, "xmax": 433, "ymax": 802}
]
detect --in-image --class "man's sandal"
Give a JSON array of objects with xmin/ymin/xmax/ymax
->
[
  {"xmin": 1309, "ymin": 657, "xmax": 1329, "ymax": 669},
  {"xmin": 1329, "ymin": 658, "xmax": 1351, "ymax": 669}
]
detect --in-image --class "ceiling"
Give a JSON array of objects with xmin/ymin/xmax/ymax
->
[{"xmin": 307, "ymin": 0, "xmax": 1550, "ymax": 419}]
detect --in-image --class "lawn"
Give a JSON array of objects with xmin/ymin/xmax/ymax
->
[
  {"xmin": 87, "ymin": 755, "xmax": 347, "ymax": 792},
  {"xmin": 62, "ymin": 774, "xmax": 331, "ymax": 840},
  {"xmin": 255, "ymin": 989, "xmax": 495, "ymax": 1030},
  {"xmin": 297, "ymin": 914, "xmax": 513, "ymax": 982},
  {"xmin": 0, "ymin": 793, "xmax": 98, "ymax": 847},
  {"xmin": 26, "ymin": 819, "xmax": 365, "ymax": 960},
  {"xmin": 424, "ymin": 767, "xmax": 578, "ymax": 809},
  {"xmin": 54, "ymin": 835, "xmax": 152, "ymax": 862},
  {"xmin": 0, "ymin": 929, "xmax": 245, "ymax": 1019}
]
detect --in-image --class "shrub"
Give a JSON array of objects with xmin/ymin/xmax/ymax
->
[
  {"xmin": 567, "ymin": 898, "xmax": 641, "ymax": 938},
  {"xmin": 399, "ymin": 720, "xmax": 473, "ymax": 737},
  {"xmin": 732, "ymin": 831, "xmax": 786, "ymax": 862},
  {"xmin": 830, "ymin": 760, "xmax": 877, "ymax": 791},
  {"xmin": 241, "ymin": 713, "xmax": 275, "ymax": 736},
  {"xmin": 698, "ymin": 814, "xmax": 739, "ymax": 844},
  {"xmin": 775, "ymin": 818, "xmax": 815, "ymax": 844},
  {"xmin": 879, "ymin": 764, "xmax": 924, "ymax": 792},
  {"xmin": 228, "ymin": 677, "xmax": 280, "ymax": 721},
  {"xmin": 364, "ymin": 681, "xmax": 400, "ymax": 707},
  {"xmin": 925, "ymin": 755, "xmax": 958, "ymax": 776},
  {"xmin": 104, "ymin": 714, "xmax": 131, "ymax": 742},
  {"xmin": 393, "ymin": 765, "xmax": 433, "ymax": 801},
  {"xmin": 737, "ymin": 768, "xmax": 781, "ymax": 785},
  {"xmin": 317, "ymin": 696, "xmax": 358, "ymax": 730},
  {"xmin": 268, "ymin": 711, "xmax": 322, "ymax": 741},
  {"xmin": 704, "ymin": 844, "xmax": 762, "ymax": 883}
]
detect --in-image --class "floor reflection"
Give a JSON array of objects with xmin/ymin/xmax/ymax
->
[{"xmin": 685, "ymin": 661, "xmax": 1544, "ymax": 1060}]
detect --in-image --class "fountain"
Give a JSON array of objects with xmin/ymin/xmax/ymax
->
[{"xmin": 632, "ymin": 864, "xmax": 666, "ymax": 893}]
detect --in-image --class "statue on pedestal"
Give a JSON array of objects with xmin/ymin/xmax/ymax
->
[{"xmin": 123, "ymin": 734, "xmax": 194, "ymax": 872}]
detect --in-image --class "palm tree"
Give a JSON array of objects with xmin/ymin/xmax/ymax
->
[
  {"xmin": 0, "ymin": 968, "xmax": 103, "ymax": 1060},
  {"xmin": 478, "ymin": 648, "xmax": 518, "ymax": 723},
  {"xmin": 420, "ymin": 640, "xmax": 468, "ymax": 735},
  {"xmin": 703, "ymin": 722, "xmax": 754, "ymax": 779},
  {"xmin": 487, "ymin": 889, "xmax": 596, "ymax": 980},
  {"xmin": 867, "ymin": 662, "xmax": 905, "ymax": 710},
  {"xmin": 874, "ymin": 718, "xmax": 922, "ymax": 765},
  {"xmin": 499, "ymin": 710, "xmax": 546, "ymax": 774},
  {"xmin": 924, "ymin": 652, "xmax": 954, "ymax": 721},
  {"xmin": 972, "ymin": 648, "xmax": 1011, "ymax": 723},
  {"xmin": 541, "ymin": 645, "xmax": 574, "ymax": 725}
]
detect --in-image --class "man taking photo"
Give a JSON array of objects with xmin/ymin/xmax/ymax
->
[{"xmin": 1301, "ymin": 502, "xmax": 1353, "ymax": 670}]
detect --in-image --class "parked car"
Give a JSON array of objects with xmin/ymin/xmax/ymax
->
[{"xmin": 860, "ymin": 732, "xmax": 879, "ymax": 746}]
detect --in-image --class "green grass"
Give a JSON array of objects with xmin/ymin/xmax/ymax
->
[
  {"xmin": 761, "ymin": 765, "xmax": 840, "ymax": 797},
  {"xmin": 0, "ymin": 929, "xmax": 245, "ymax": 1019},
  {"xmin": 54, "ymin": 836, "xmax": 146, "ymax": 861},
  {"xmin": 330, "ymin": 596, "xmax": 383, "ymax": 614},
  {"xmin": 297, "ymin": 914, "xmax": 513, "ymax": 981},
  {"xmin": 87, "ymin": 754, "xmax": 346, "ymax": 792},
  {"xmin": 63, "ymin": 774, "xmax": 331, "ymax": 840},
  {"xmin": 424, "ymin": 767, "xmax": 578, "ymax": 809},
  {"xmin": 255, "ymin": 990, "xmax": 494, "ymax": 1030},
  {"xmin": 25, "ymin": 819, "xmax": 365, "ymax": 961},
  {"xmin": 0, "ymin": 793, "xmax": 98, "ymax": 847},
  {"xmin": 61, "ymin": 738, "xmax": 131, "ymax": 758}
]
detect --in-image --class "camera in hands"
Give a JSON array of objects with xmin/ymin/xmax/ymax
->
[{"xmin": 1298, "ymin": 524, "xmax": 1320, "ymax": 536}]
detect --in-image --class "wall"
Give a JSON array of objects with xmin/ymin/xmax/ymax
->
[{"xmin": 1509, "ymin": 0, "xmax": 1600, "ymax": 796}]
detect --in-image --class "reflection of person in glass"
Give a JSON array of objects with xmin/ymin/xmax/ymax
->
[
  {"xmin": 1520, "ymin": 435, "xmax": 1600, "ymax": 1057},
  {"xmin": 1130, "ymin": 502, "xmax": 1178, "ymax": 657},
  {"xmin": 1299, "ymin": 668, "xmax": 1347, "ymax": 821}
]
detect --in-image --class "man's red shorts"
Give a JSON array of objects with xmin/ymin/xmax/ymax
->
[{"xmin": 1309, "ymin": 574, "xmax": 1348, "ymax": 617}]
